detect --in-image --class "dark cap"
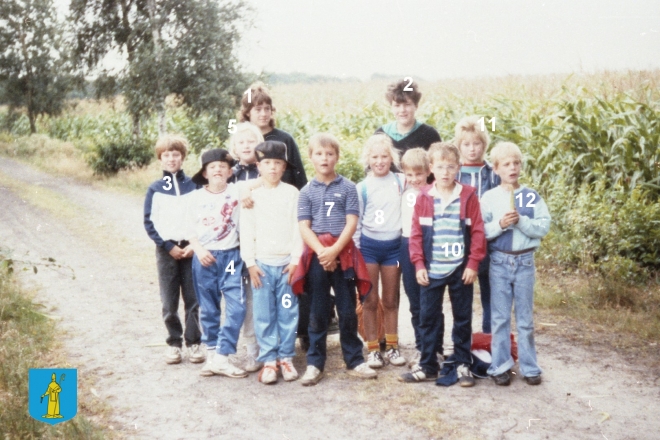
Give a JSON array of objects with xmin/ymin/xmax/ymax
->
[
  {"xmin": 192, "ymin": 148, "xmax": 235, "ymax": 185},
  {"xmin": 254, "ymin": 141, "xmax": 296, "ymax": 169}
]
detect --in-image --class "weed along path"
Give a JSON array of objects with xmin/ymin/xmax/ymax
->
[{"xmin": 1, "ymin": 156, "xmax": 659, "ymax": 439}]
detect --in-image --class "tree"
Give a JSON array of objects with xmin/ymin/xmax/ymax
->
[
  {"xmin": 0, "ymin": 0, "xmax": 75, "ymax": 133},
  {"xmin": 70, "ymin": 0, "xmax": 251, "ymax": 140}
]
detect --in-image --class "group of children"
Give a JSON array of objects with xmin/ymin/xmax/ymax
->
[{"xmin": 144, "ymin": 80, "xmax": 551, "ymax": 388}]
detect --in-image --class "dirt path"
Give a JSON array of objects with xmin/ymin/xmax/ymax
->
[{"xmin": 1, "ymin": 157, "xmax": 658, "ymax": 440}]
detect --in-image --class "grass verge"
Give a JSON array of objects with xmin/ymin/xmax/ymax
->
[{"xmin": 0, "ymin": 259, "xmax": 110, "ymax": 439}]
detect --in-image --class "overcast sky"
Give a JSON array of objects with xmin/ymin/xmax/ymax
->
[
  {"xmin": 54, "ymin": 0, "xmax": 660, "ymax": 80},
  {"xmin": 239, "ymin": 0, "xmax": 660, "ymax": 80}
]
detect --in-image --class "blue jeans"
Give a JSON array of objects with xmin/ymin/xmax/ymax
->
[
  {"xmin": 252, "ymin": 261, "xmax": 299, "ymax": 362},
  {"xmin": 306, "ymin": 255, "xmax": 364, "ymax": 371},
  {"xmin": 419, "ymin": 266, "xmax": 473, "ymax": 375},
  {"xmin": 192, "ymin": 248, "xmax": 246, "ymax": 356},
  {"xmin": 400, "ymin": 237, "xmax": 442, "ymax": 353},
  {"xmin": 478, "ymin": 255, "xmax": 492, "ymax": 334},
  {"xmin": 487, "ymin": 250, "xmax": 542, "ymax": 377}
]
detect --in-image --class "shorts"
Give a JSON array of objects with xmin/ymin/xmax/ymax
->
[{"xmin": 359, "ymin": 235, "xmax": 400, "ymax": 266}]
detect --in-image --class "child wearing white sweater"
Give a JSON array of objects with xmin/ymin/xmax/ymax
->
[{"xmin": 240, "ymin": 141, "xmax": 304, "ymax": 384}]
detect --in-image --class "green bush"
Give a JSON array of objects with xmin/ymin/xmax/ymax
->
[
  {"xmin": 87, "ymin": 136, "xmax": 153, "ymax": 175},
  {"xmin": 540, "ymin": 177, "xmax": 660, "ymax": 279}
]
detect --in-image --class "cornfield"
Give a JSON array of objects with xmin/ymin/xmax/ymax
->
[{"xmin": 1, "ymin": 69, "xmax": 659, "ymax": 274}]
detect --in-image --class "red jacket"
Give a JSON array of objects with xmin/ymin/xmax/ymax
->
[
  {"xmin": 409, "ymin": 182, "xmax": 486, "ymax": 273},
  {"xmin": 291, "ymin": 233, "xmax": 372, "ymax": 298}
]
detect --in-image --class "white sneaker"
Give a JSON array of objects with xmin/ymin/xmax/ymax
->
[
  {"xmin": 206, "ymin": 354, "xmax": 248, "ymax": 378},
  {"xmin": 301, "ymin": 365, "xmax": 323, "ymax": 386},
  {"xmin": 385, "ymin": 348, "xmax": 406, "ymax": 366},
  {"xmin": 367, "ymin": 351, "xmax": 385, "ymax": 369},
  {"xmin": 347, "ymin": 362, "xmax": 377, "ymax": 379},
  {"xmin": 165, "ymin": 346, "xmax": 182, "ymax": 364},
  {"xmin": 279, "ymin": 358, "xmax": 299, "ymax": 382},
  {"xmin": 408, "ymin": 350, "xmax": 422, "ymax": 369},
  {"xmin": 199, "ymin": 350, "xmax": 216, "ymax": 376},
  {"xmin": 259, "ymin": 361, "xmax": 278, "ymax": 384},
  {"xmin": 188, "ymin": 344, "xmax": 206, "ymax": 364}
]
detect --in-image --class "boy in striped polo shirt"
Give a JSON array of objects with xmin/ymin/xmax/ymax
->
[{"xmin": 400, "ymin": 142, "xmax": 486, "ymax": 386}]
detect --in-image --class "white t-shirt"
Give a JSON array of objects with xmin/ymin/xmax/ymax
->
[
  {"xmin": 187, "ymin": 184, "xmax": 241, "ymax": 251},
  {"xmin": 353, "ymin": 172, "xmax": 403, "ymax": 246}
]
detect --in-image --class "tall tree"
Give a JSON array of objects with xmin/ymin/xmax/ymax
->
[
  {"xmin": 70, "ymin": 0, "xmax": 250, "ymax": 139},
  {"xmin": 0, "ymin": 0, "xmax": 75, "ymax": 133}
]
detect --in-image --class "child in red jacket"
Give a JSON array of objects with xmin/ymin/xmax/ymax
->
[{"xmin": 399, "ymin": 142, "xmax": 485, "ymax": 387}]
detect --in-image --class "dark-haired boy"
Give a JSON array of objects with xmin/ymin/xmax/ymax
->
[{"xmin": 376, "ymin": 79, "xmax": 442, "ymax": 159}]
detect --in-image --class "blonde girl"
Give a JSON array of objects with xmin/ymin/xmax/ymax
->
[{"xmin": 354, "ymin": 134, "xmax": 406, "ymax": 368}]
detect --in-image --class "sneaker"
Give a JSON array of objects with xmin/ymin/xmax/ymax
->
[
  {"xmin": 199, "ymin": 351, "xmax": 216, "ymax": 376},
  {"xmin": 206, "ymin": 354, "xmax": 248, "ymax": 378},
  {"xmin": 408, "ymin": 350, "xmax": 422, "ymax": 369},
  {"xmin": 398, "ymin": 365, "xmax": 437, "ymax": 383},
  {"xmin": 244, "ymin": 353, "xmax": 264, "ymax": 373},
  {"xmin": 367, "ymin": 351, "xmax": 385, "ymax": 369},
  {"xmin": 301, "ymin": 365, "xmax": 323, "ymax": 386},
  {"xmin": 457, "ymin": 364, "xmax": 475, "ymax": 387},
  {"xmin": 385, "ymin": 348, "xmax": 406, "ymax": 366},
  {"xmin": 165, "ymin": 346, "xmax": 183, "ymax": 364},
  {"xmin": 524, "ymin": 375, "xmax": 542, "ymax": 385},
  {"xmin": 188, "ymin": 344, "xmax": 206, "ymax": 364},
  {"xmin": 492, "ymin": 371, "xmax": 512, "ymax": 386},
  {"xmin": 279, "ymin": 358, "xmax": 299, "ymax": 382},
  {"xmin": 347, "ymin": 362, "xmax": 377, "ymax": 379},
  {"xmin": 258, "ymin": 361, "xmax": 278, "ymax": 385}
]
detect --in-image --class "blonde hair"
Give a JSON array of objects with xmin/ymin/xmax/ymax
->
[
  {"xmin": 155, "ymin": 134, "xmax": 188, "ymax": 160},
  {"xmin": 361, "ymin": 134, "xmax": 401, "ymax": 170},
  {"xmin": 453, "ymin": 116, "xmax": 490, "ymax": 158},
  {"xmin": 489, "ymin": 142, "xmax": 523, "ymax": 168},
  {"xmin": 228, "ymin": 122, "xmax": 264, "ymax": 157},
  {"xmin": 401, "ymin": 147, "xmax": 429, "ymax": 172},
  {"xmin": 308, "ymin": 132, "xmax": 341, "ymax": 156},
  {"xmin": 427, "ymin": 142, "xmax": 460, "ymax": 165}
]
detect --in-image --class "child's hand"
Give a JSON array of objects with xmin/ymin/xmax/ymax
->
[
  {"xmin": 282, "ymin": 263, "xmax": 298, "ymax": 285},
  {"xmin": 323, "ymin": 259, "xmax": 338, "ymax": 272},
  {"xmin": 499, "ymin": 211, "xmax": 520, "ymax": 229},
  {"xmin": 241, "ymin": 194, "xmax": 255, "ymax": 209},
  {"xmin": 416, "ymin": 269, "xmax": 429, "ymax": 286},
  {"xmin": 248, "ymin": 265, "xmax": 265, "ymax": 289},
  {"xmin": 181, "ymin": 245, "xmax": 194, "ymax": 259},
  {"xmin": 462, "ymin": 268, "xmax": 477, "ymax": 285},
  {"xmin": 197, "ymin": 249, "xmax": 217, "ymax": 267},
  {"xmin": 317, "ymin": 247, "xmax": 339, "ymax": 267},
  {"xmin": 169, "ymin": 246, "xmax": 186, "ymax": 260}
]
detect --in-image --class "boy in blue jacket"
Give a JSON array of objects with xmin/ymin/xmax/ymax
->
[{"xmin": 144, "ymin": 135, "xmax": 204, "ymax": 365}]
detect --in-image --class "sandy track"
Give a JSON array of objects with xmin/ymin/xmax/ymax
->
[{"xmin": 1, "ymin": 157, "xmax": 658, "ymax": 439}]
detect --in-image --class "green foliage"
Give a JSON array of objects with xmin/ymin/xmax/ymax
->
[
  {"xmin": 86, "ymin": 135, "xmax": 154, "ymax": 176},
  {"xmin": 0, "ymin": 0, "xmax": 77, "ymax": 133},
  {"xmin": 540, "ymin": 178, "xmax": 660, "ymax": 276},
  {"xmin": 70, "ymin": 0, "xmax": 251, "ymax": 138}
]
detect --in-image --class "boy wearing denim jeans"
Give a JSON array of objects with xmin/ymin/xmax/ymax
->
[
  {"xmin": 400, "ymin": 142, "xmax": 486, "ymax": 387},
  {"xmin": 454, "ymin": 116, "xmax": 501, "ymax": 334},
  {"xmin": 292, "ymin": 133, "xmax": 377, "ymax": 386},
  {"xmin": 187, "ymin": 149, "xmax": 259, "ymax": 378},
  {"xmin": 480, "ymin": 142, "xmax": 550, "ymax": 386},
  {"xmin": 240, "ymin": 141, "xmax": 303, "ymax": 384},
  {"xmin": 143, "ymin": 134, "xmax": 204, "ymax": 365}
]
